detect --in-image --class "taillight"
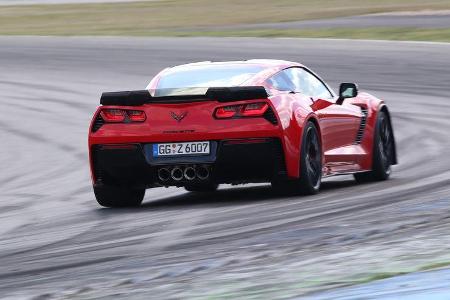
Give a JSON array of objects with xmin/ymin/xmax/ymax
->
[
  {"xmin": 214, "ymin": 102, "xmax": 269, "ymax": 119},
  {"xmin": 99, "ymin": 108, "xmax": 146, "ymax": 123},
  {"xmin": 127, "ymin": 110, "xmax": 146, "ymax": 122},
  {"xmin": 241, "ymin": 102, "xmax": 269, "ymax": 117},
  {"xmin": 215, "ymin": 105, "xmax": 240, "ymax": 119},
  {"xmin": 100, "ymin": 109, "xmax": 126, "ymax": 122}
]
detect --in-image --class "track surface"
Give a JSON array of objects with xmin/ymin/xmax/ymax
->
[{"xmin": 1, "ymin": 37, "xmax": 450, "ymax": 299}]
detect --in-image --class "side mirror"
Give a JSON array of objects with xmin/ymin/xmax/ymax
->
[{"xmin": 336, "ymin": 83, "xmax": 358, "ymax": 105}]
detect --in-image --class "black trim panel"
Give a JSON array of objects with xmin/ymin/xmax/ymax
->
[
  {"xmin": 91, "ymin": 138, "xmax": 286, "ymax": 187},
  {"xmin": 100, "ymin": 86, "xmax": 269, "ymax": 106}
]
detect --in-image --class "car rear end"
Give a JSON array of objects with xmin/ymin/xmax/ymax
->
[{"xmin": 88, "ymin": 89, "xmax": 286, "ymax": 190}]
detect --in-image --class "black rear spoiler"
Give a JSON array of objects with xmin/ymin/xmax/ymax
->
[{"xmin": 100, "ymin": 86, "xmax": 268, "ymax": 106}]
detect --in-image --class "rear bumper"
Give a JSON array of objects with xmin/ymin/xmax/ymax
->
[{"xmin": 91, "ymin": 138, "xmax": 287, "ymax": 188}]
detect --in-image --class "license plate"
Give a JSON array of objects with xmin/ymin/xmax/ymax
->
[{"xmin": 153, "ymin": 141, "xmax": 210, "ymax": 157}]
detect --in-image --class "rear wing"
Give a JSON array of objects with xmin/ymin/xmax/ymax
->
[{"xmin": 100, "ymin": 86, "xmax": 268, "ymax": 106}]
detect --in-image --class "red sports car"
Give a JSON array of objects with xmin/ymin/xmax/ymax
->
[{"xmin": 88, "ymin": 60, "xmax": 396, "ymax": 207}]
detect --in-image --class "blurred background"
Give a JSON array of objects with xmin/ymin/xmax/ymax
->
[
  {"xmin": 0, "ymin": 0, "xmax": 450, "ymax": 41},
  {"xmin": 1, "ymin": 0, "xmax": 450, "ymax": 299}
]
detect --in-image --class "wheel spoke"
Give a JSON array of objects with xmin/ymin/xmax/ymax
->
[
  {"xmin": 311, "ymin": 134, "xmax": 319, "ymax": 152},
  {"xmin": 310, "ymin": 160, "xmax": 320, "ymax": 180},
  {"xmin": 307, "ymin": 161, "xmax": 314, "ymax": 175},
  {"xmin": 379, "ymin": 139, "xmax": 387, "ymax": 163},
  {"xmin": 305, "ymin": 153, "xmax": 313, "ymax": 173}
]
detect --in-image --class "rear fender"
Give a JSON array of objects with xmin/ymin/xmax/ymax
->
[
  {"xmin": 270, "ymin": 93, "xmax": 320, "ymax": 179},
  {"xmin": 279, "ymin": 108, "xmax": 319, "ymax": 179}
]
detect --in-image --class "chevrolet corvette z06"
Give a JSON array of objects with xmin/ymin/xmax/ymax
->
[{"xmin": 89, "ymin": 60, "xmax": 396, "ymax": 207}]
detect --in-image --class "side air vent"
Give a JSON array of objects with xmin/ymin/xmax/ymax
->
[
  {"xmin": 92, "ymin": 114, "xmax": 104, "ymax": 132},
  {"xmin": 264, "ymin": 107, "xmax": 278, "ymax": 125},
  {"xmin": 355, "ymin": 107, "xmax": 368, "ymax": 144}
]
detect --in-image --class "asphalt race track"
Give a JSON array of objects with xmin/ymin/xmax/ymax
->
[{"xmin": 1, "ymin": 37, "xmax": 450, "ymax": 299}]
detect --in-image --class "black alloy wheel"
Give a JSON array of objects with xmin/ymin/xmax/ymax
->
[
  {"xmin": 354, "ymin": 110, "xmax": 394, "ymax": 182},
  {"xmin": 304, "ymin": 124, "xmax": 322, "ymax": 190},
  {"xmin": 272, "ymin": 121, "xmax": 322, "ymax": 195}
]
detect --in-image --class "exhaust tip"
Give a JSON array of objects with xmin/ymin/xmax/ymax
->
[
  {"xmin": 171, "ymin": 167, "xmax": 184, "ymax": 181},
  {"xmin": 184, "ymin": 166, "xmax": 196, "ymax": 181},
  {"xmin": 196, "ymin": 165, "xmax": 210, "ymax": 180},
  {"xmin": 157, "ymin": 168, "xmax": 170, "ymax": 182}
]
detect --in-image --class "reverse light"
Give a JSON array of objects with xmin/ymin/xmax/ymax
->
[
  {"xmin": 214, "ymin": 102, "xmax": 269, "ymax": 119},
  {"xmin": 99, "ymin": 109, "xmax": 146, "ymax": 123}
]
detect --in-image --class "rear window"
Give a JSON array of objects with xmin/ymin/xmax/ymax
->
[{"xmin": 156, "ymin": 64, "xmax": 264, "ymax": 89}]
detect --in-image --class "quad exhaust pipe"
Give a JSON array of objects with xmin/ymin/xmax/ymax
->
[
  {"xmin": 157, "ymin": 168, "xmax": 170, "ymax": 182},
  {"xmin": 157, "ymin": 165, "xmax": 210, "ymax": 182},
  {"xmin": 196, "ymin": 166, "xmax": 210, "ymax": 180},
  {"xmin": 171, "ymin": 167, "xmax": 184, "ymax": 181},
  {"xmin": 184, "ymin": 166, "xmax": 196, "ymax": 181}
]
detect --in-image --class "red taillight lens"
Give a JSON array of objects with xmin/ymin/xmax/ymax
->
[
  {"xmin": 100, "ymin": 109, "xmax": 126, "ymax": 122},
  {"xmin": 241, "ymin": 102, "xmax": 269, "ymax": 117},
  {"xmin": 215, "ymin": 105, "xmax": 241, "ymax": 118},
  {"xmin": 99, "ymin": 109, "xmax": 146, "ymax": 123},
  {"xmin": 127, "ymin": 110, "xmax": 146, "ymax": 122},
  {"xmin": 214, "ymin": 102, "xmax": 268, "ymax": 119}
]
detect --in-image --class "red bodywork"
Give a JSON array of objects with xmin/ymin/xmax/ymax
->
[{"xmin": 88, "ymin": 60, "xmax": 393, "ymax": 186}]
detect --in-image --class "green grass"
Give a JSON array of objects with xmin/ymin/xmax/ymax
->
[
  {"xmin": 419, "ymin": 261, "xmax": 450, "ymax": 271},
  {"xmin": 356, "ymin": 271, "xmax": 410, "ymax": 284},
  {"xmin": 0, "ymin": 0, "xmax": 450, "ymax": 41},
  {"xmin": 138, "ymin": 28, "xmax": 450, "ymax": 42},
  {"xmin": 343, "ymin": 261, "xmax": 450, "ymax": 287},
  {"xmin": 199, "ymin": 263, "xmax": 450, "ymax": 300}
]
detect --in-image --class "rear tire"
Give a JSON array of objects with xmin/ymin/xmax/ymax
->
[
  {"xmin": 185, "ymin": 183, "xmax": 218, "ymax": 192},
  {"xmin": 272, "ymin": 121, "xmax": 322, "ymax": 195},
  {"xmin": 354, "ymin": 110, "xmax": 394, "ymax": 183},
  {"xmin": 94, "ymin": 185, "xmax": 145, "ymax": 208}
]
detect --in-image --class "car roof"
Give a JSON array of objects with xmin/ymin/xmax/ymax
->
[
  {"xmin": 146, "ymin": 59, "xmax": 307, "ymax": 89},
  {"xmin": 147, "ymin": 59, "xmax": 304, "ymax": 88},
  {"xmin": 170, "ymin": 59, "xmax": 302, "ymax": 70}
]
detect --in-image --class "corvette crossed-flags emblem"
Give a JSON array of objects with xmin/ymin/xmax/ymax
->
[{"xmin": 170, "ymin": 111, "xmax": 188, "ymax": 122}]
